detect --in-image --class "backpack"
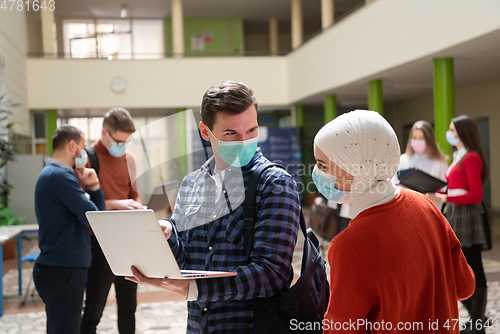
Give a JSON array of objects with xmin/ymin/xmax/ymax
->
[
  {"xmin": 244, "ymin": 163, "xmax": 330, "ymax": 334},
  {"xmin": 85, "ymin": 145, "xmax": 100, "ymax": 175},
  {"xmin": 309, "ymin": 199, "xmax": 340, "ymax": 241}
]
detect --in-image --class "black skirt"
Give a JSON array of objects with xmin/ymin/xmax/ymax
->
[{"xmin": 446, "ymin": 203, "xmax": 486, "ymax": 248}]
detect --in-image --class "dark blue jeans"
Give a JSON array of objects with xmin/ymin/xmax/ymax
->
[
  {"xmin": 80, "ymin": 235, "xmax": 137, "ymax": 334},
  {"xmin": 33, "ymin": 263, "xmax": 88, "ymax": 334}
]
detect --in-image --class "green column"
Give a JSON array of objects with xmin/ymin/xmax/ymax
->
[
  {"xmin": 434, "ymin": 58, "xmax": 455, "ymax": 158},
  {"xmin": 46, "ymin": 109, "xmax": 58, "ymax": 156},
  {"xmin": 368, "ymin": 79, "xmax": 383, "ymax": 116},
  {"xmin": 176, "ymin": 108, "xmax": 188, "ymax": 176},
  {"xmin": 324, "ymin": 94, "xmax": 337, "ymax": 124},
  {"xmin": 295, "ymin": 104, "xmax": 305, "ymax": 127}
]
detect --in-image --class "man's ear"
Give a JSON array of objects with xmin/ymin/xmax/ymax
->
[
  {"xmin": 101, "ymin": 128, "xmax": 107, "ymax": 137},
  {"xmin": 199, "ymin": 121, "xmax": 211, "ymax": 141},
  {"xmin": 68, "ymin": 139, "xmax": 76, "ymax": 153}
]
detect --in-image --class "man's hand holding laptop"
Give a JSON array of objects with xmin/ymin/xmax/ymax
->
[{"xmin": 125, "ymin": 219, "xmax": 190, "ymax": 298}]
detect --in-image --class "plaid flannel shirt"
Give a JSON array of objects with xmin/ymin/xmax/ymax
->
[{"xmin": 168, "ymin": 149, "xmax": 301, "ymax": 333}]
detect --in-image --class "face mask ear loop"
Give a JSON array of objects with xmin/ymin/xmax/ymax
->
[
  {"xmin": 72, "ymin": 141, "xmax": 79, "ymax": 158},
  {"xmin": 206, "ymin": 127, "xmax": 222, "ymax": 156}
]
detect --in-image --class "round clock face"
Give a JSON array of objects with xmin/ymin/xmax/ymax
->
[{"xmin": 110, "ymin": 76, "xmax": 126, "ymax": 93}]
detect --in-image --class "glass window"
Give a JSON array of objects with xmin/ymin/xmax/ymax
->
[
  {"xmin": 62, "ymin": 19, "xmax": 95, "ymax": 59},
  {"xmin": 96, "ymin": 20, "xmax": 132, "ymax": 59},
  {"xmin": 70, "ymin": 37, "xmax": 97, "ymax": 58},
  {"xmin": 63, "ymin": 19, "xmax": 163, "ymax": 59},
  {"xmin": 67, "ymin": 118, "xmax": 89, "ymax": 142},
  {"xmin": 132, "ymin": 20, "xmax": 164, "ymax": 59},
  {"xmin": 88, "ymin": 117, "xmax": 103, "ymax": 143},
  {"xmin": 34, "ymin": 113, "xmax": 45, "ymax": 139}
]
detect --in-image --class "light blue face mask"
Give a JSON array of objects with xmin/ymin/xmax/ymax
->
[
  {"xmin": 446, "ymin": 130, "xmax": 460, "ymax": 147},
  {"xmin": 74, "ymin": 148, "xmax": 88, "ymax": 167},
  {"xmin": 312, "ymin": 165, "xmax": 349, "ymax": 203},
  {"xmin": 107, "ymin": 142, "xmax": 126, "ymax": 158},
  {"xmin": 208, "ymin": 128, "xmax": 259, "ymax": 167}
]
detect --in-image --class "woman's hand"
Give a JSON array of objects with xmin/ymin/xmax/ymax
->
[
  {"xmin": 431, "ymin": 193, "xmax": 447, "ymax": 203},
  {"xmin": 441, "ymin": 195, "xmax": 447, "ymax": 203}
]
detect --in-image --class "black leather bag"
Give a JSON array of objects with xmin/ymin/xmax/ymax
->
[
  {"xmin": 310, "ymin": 199, "xmax": 340, "ymax": 241},
  {"xmin": 243, "ymin": 163, "xmax": 330, "ymax": 334}
]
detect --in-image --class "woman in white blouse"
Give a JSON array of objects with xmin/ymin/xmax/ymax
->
[{"xmin": 394, "ymin": 120, "xmax": 448, "ymax": 208}]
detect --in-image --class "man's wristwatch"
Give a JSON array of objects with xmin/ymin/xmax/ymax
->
[{"xmin": 88, "ymin": 179, "xmax": 100, "ymax": 189}]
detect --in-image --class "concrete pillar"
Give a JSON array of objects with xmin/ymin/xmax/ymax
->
[
  {"xmin": 291, "ymin": 0, "xmax": 303, "ymax": 49},
  {"xmin": 269, "ymin": 17, "xmax": 279, "ymax": 56},
  {"xmin": 171, "ymin": 0, "xmax": 184, "ymax": 58},
  {"xmin": 321, "ymin": 0, "xmax": 335, "ymax": 29},
  {"xmin": 434, "ymin": 58, "xmax": 455, "ymax": 158},
  {"xmin": 368, "ymin": 79, "xmax": 384, "ymax": 116},
  {"xmin": 324, "ymin": 94, "xmax": 337, "ymax": 124},
  {"xmin": 41, "ymin": 10, "xmax": 57, "ymax": 57}
]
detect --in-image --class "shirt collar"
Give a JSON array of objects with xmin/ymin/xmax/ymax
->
[
  {"xmin": 453, "ymin": 147, "xmax": 468, "ymax": 163},
  {"xmin": 47, "ymin": 158, "xmax": 73, "ymax": 171}
]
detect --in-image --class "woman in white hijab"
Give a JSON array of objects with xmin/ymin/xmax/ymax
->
[{"xmin": 313, "ymin": 110, "xmax": 474, "ymax": 333}]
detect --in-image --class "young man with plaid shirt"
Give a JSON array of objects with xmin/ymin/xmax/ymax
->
[{"xmin": 127, "ymin": 81, "xmax": 302, "ymax": 333}]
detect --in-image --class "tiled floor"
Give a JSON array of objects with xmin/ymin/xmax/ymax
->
[{"xmin": 3, "ymin": 234, "xmax": 500, "ymax": 333}]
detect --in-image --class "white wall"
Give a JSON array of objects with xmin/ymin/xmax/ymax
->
[
  {"xmin": 7, "ymin": 155, "xmax": 45, "ymax": 224},
  {"xmin": 287, "ymin": 0, "xmax": 500, "ymax": 104},
  {"xmin": 27, "ymin": 57, "xmax": 288, "ymax": 109},
  {"xmin": 390, "ymin": 79, "xmax": 500, "ymax": 208},
  {"xmin": 0, "ymin": 10, "xmax": 31, "ymax": 136}
]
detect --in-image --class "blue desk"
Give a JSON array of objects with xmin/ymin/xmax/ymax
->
[{"xmin": 0, "ymin": 224, "xmax": 39, "ymax": 317}]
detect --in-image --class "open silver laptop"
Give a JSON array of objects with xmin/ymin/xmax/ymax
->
[{"xmin": 86, "ymin": 210, "xmax": 237, "ymax": 279}]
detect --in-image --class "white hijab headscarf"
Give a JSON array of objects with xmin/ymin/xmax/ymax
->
[{"xmin": 314, "ymin": 110, "xmax": 401, "ymax": 219}]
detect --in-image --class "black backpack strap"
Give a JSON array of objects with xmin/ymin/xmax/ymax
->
[
  {"xmin": 244, "ymin": 163, "xmax": 287, "ymax": 264},
  {"xmin": 85, "ymin": 145, "xmax": 99, "ymax": 175}
]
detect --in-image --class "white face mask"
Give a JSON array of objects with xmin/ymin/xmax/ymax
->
[{"xmin": 74, "ymin": 148, "xmax": 88, "ymax": 167}]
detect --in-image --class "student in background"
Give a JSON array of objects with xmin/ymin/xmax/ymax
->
[
  {"xmin": 34, "ymin": 125, "xmax": 105, "ymax": 334},
  {"xmin": 81, "ymin": 108, "xmax": 142, "ymax": 334},
  {"xmin": 442, "ymin": 115, "xmax": 489, "ymax": 334},
  {"xmin": 393, "ymin": 120, "xmax": 448, "ymax": 209},
  {"xmin": 313, "ymin": 110, "xmax": 474, "ymax": 333}
]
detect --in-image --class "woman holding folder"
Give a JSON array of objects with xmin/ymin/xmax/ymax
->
[
  {"xmin": 394, "ymin": 120, "xmax": 448, "ymax": 209},
  {"xmin": 443, "ymin": 115, "xmax": 490, "ymax": 334}
]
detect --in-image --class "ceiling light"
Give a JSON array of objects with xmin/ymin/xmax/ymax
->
[{"xmin": 120, "ymin": 5, "xmax": 129, "ymax": 18}]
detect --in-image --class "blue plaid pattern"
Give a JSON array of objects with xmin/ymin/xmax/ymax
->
[{"xmin": 169, "ymin": 149, "xmax": 301, "ymax": 333}]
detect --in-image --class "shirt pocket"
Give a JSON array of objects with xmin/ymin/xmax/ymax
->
[
  {"xmin": 225, "ymin": 206, "xmax": 245, "ymax": 246},
  {"xmin": 180, "ymin": 200, "xmax": 202, "ymax": 233}
]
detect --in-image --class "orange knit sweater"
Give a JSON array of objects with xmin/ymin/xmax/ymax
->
[
  {"xmin": 324, "ymin": 188, "xmax": 474, "ymax": 333},
  {"xmin": 87, "ymin": 139, "xmax": 139, "ymax": 201}
]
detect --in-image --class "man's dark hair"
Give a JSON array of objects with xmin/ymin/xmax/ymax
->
[
  {"xmin": 103, "ymin": 107, "xmax": 136, "ymax": 133},
  {"xmin": 52, "ymin": 125, "xmax": 84, "ymax": 152},
  {"xmin": 201, "ymin": 81, "xmax": 259, "ymax": 130}
]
